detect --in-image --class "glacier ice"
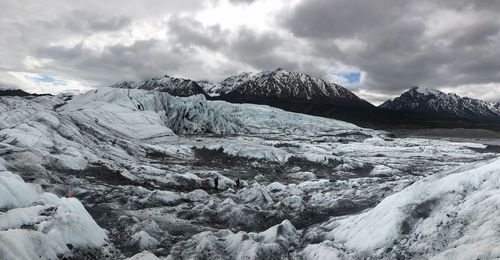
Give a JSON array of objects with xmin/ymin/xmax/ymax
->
[{"xmin": 0, "ymin": 87, "xmax": 498, "ymax": 259}]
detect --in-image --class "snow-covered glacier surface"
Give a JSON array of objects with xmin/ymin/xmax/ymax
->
[
  {"xmin": 0, "ymin": 160, "xmax": 108, "ymax": 260},
  {"xmin": 0, "ymin": 88, "xmax": 498, "ymax": 259}
]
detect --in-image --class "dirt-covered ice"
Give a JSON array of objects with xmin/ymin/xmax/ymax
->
[{"xmin": 0, "ymin": 88, "xmax": 498, "ymax": 259}]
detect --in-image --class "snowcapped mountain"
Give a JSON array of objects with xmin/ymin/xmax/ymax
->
[
  {"xmin": 380, "ymin": 87, "xmax": 500, "ymax": 123},
  {"xmin": 108, "ymin": 72, "xmax": 500, "ymax": 128},
  {"xmin": 197, "ymin": 80, "xmax": 218, "ymax": 96},
  {"xmin": 109, "ymin": 69, "xmax": 377, "ymax": 127},
  {"xmin": 110, "ymin": 75, "xmax": 208, "ymax": 97},
  {"xmin": 111, "ymin": 68, "xmax": 372, "ymax": 108},
  {"xmin": 212, "ymin": 68, "xmax": 373, "ymax": 108}
]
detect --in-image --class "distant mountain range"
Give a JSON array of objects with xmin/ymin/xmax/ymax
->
[
  {"xmin": 203, "ymin": 68, "xmax": 373, "ymax": 108},
  {"xmin": 111, "ymin": 75, "xmax": 208, "ymax": 97},
  {"xmin": 381, "ymin": 87, "xmax": 500, "ymax": 123},
  {"xmin": 112, "ymin": 68, "xmax": 372, "ymax": 108},
  {"xmin": 110, "ymin": 69, "xmax": 500, "ymax": 129}
]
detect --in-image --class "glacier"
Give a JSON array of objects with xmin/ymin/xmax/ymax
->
[{"xmin": 0, "ymin": 87, "xmax": 498, "ymax": 259}]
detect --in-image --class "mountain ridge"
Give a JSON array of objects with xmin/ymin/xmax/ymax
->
[
  {"xmin": 111, "ymin": 68, "xmax": 373, "ymax": 108},
  {"xmin": 380, "ymin": 86, "xmax": 500, "ymax": 123},
  {"xmin": 109, "ymin": 70, "xmax": 500, "ymax": 128},
  {"xmin": 213, "ymin": 68, "xmax": 374, "ymax": 108},
  {"xmin": 110, "ymin": 74, "xmax": 208, "ymax": 98}
]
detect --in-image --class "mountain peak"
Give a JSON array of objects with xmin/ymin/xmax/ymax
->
[
  {"xmin": 111, "ymin": 69, "xmax": 373, "ymax": 108},
  {"xmin": 110, "ymin": 75, "xmax": 208, "ymax": 97},
  {"xmin": 409, "ymin": 86, "xmax": 444, "ymax": 96},
  {"xmin": 381, "ymin": 87, "xmax": 500, "ymax": 122},
  {"xmin": 213, "ymin": 68, "xmax": 373, "ymax": 108},
  {"xmin": 273, "ymin": 67, "xmax": 288, "ymax": 73}
]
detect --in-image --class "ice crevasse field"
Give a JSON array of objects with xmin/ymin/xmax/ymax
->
[{"xmin": 0, "ymin": 88, "xmax": 499, "ymax": 259}]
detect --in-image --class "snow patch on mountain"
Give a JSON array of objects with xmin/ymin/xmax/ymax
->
[
  {"xmin": 110, "ymin": 68, "xmax": 373, "ymax": 109},
  {"xmin": 413, "ymin": 86, "xmax": 443, "ymax": 96},
  {"xmin": 209, "ymin": 68, "xmax": 372, "ymax": 107},
  {"xmin": 111, "ymin": 75, "xmax": 207, "ymax": 97},
  {"xmin": 381, "ymin": 87, "xmax": 500, "ymax": 122}
]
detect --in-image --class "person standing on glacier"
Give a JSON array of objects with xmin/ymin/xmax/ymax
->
[
  {"xmin": 200, "ymin": 177, "xmax": 207, "ymax": 189},
  {"xmin": 214, "ymin": 177, "xmax": 219, "ymax": 191}
]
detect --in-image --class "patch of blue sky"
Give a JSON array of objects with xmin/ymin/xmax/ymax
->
[
  {"xmin": 340, "ymin": 72, "xmax": 361, "ymax": 84},
  {"xmin": 29, "ymin": 74, "xmax": 67, "ymax": 86}
]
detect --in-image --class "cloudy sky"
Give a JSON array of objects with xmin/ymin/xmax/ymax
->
[{"xmin": 1, "ymin": 0, "xmax": 499, "ymax": 104}]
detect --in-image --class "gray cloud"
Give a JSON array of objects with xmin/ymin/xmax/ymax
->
[
  {"xmin": 165, "ymin": 16, "xmax": 325, "ymax": 78},
  {"xmin": 61, "ymin": 11, "xmax": 132, "ymax": 33},
  {"xmin": 167, "ymin": 15, "xmax": 228, "ymax": 51},
  {"xmin": 35, "ymin": 39, "xmax": 205, "ymax": 84},
  {"xmin": 228, "ymin": 0, "xmax": 256, "ymax": 4},
  {"xmin": 282, "ymin": 0, "xmax": 500, "ymax": 98},
  {"xmin": 0, "ymin": 0, "xmax": 206, "ymax": 84},
  {"xmin": 227, "ymin": 27, "xmax": 283, "ymax": 68},
  {"xmin": 1, "ymin": 0, "xmax": 499, "ymax": 103},
  {"xmin": 0, "ymin": 81, "xmax": 20, "ymax": 90},
  {"xmin": 283, "ymin": 0, "xmax": 412, "ymax": 39}
]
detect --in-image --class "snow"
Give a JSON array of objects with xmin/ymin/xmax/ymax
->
[
  {"xmin": 202, "ymin": 142, "xmax": 292, "ymax": 163},
  {"xmin": 48, "ymin": 154, "xmax": 88, "ymax": 171},
  {"xmin": 186, "ymin": 189, "xmax": 210, "ymax": 201},
  {"xmin": 0, "ymin": 163, "xmax": 107, "ymax": 259},
  {"xmin": 413, "ymin": 86, "xmax": 443, "ymax": 96},
  {"xmin": 0, "ymin": 169, "xmax": 41, "ymax": 208},
  {"xmin": 370, "ymin": 164, "xmax": 401, "ymax": 176},
  {"xmin": 63, "ymin": 90, "xmax": 175, "ymax": 140},
  {"xmin": 126, "ymin": 251, "xmax": 163, "ymax": 260},
  {"xmin": 0, "ymin": 87, "xmax": 498, "ymax": 258},
  {"xmin": 289, "ymin": 171, "xmax": 316, "ymax": 181},
  {"xmin": 381, "ymin": 87, "xmax": 500, "ymax": 122},
  {"xmin": 66, "ymin": 88, "xmax": 362, "ymax": 136},
  {"xmin": 204, "ymin": 68, "xmax": 362, "ymax": 106},
  {"xmin": 0, "ymin": 205, "xmax": 47, "ymax": 230},
  {"xmin": 111, "ymin": 74, "xmax": 205, "ymax": 97},
  {"xmin": 150, "ymin": 190, "xmax": 181, "ymax": 205},
  {"xmin": 0, "ymin": 229, "xmax": 68, "ymax": 260},
  {"xmin": 131, "ymin": 231, "xmax": 160, "ymax": 250},
  {"xmin": 302, "ymin": 242, "xmax": 349, "ymax": 260},
  {"xmin": 308, "ymin": 157, "xmax": 500, "ymax": 259},
  {"xmin": 167, "ymin": 219, "xmax": 300, "ymax": 259},
  {"xmin": 267, "ymin": 182, "xmax": 287, "ymax": 192},
  {"xmin": 258, "ymin": 219, "xmax": 298, "ymax": 245},
  {"xmin": 37, "ymin": 197, "xmax": 107, "ymax": 248}
]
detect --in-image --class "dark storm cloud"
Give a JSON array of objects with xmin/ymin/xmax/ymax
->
[{"xmin": 282, "ymin": 0, "xmax": 500, "ymax": 97}]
